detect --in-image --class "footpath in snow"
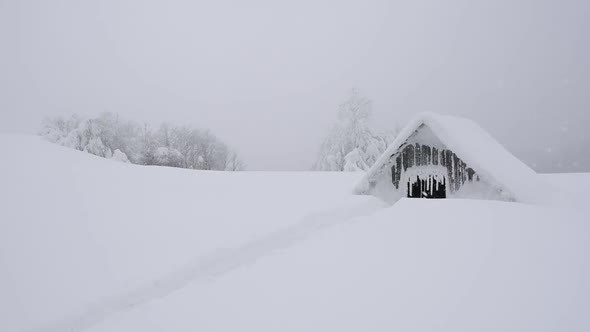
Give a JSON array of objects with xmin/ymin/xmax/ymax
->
[{"xmin": 29, "ymin": 200, "xmax": 383, "ymax": 332}]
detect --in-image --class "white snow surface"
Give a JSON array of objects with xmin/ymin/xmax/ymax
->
[
  {"xmin": 1, "ymin": 134, "xmax": 589, "ymax": 332},
  {"xmin": 355, "ymin": 112, "xmax": 549, "ymax": 204}
]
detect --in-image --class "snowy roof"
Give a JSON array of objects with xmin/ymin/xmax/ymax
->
[{"xmin": 354, "ymin": 112, "xmax": 547, "ymax": 204}]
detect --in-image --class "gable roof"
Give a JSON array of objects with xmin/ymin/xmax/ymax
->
[{"xmin": 354, "ymin": 112, "xmax": 547, "ymax": 204}]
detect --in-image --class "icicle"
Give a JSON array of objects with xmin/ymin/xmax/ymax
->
[
  {"xmin": 402, "ymin": 152, "xmax": 405, "ymax": 171},
  {"xmin": 400, "ymin": 163, "xmax": 405, "ymax": 191},
  {"xmin": 430, "ymin": 176, "xmax": 434, "ymax": 196}
]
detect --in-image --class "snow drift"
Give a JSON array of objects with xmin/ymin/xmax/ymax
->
[
  {"xmin": 88, "ymin": 198, "xmax": 590, "ymax": 332},
  {"xmin": 1, "ymin": 134, "xmax": 589, "ymax": 332}
]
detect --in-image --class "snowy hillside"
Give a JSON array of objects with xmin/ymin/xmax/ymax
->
[{"xmin": 1, "ymin": 135, "xmax": 589, "ymax": 332}]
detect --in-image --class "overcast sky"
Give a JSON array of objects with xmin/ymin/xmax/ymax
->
[{"xmin": 1, "ymin": 0, "xmax": 588, "ymax": 171}]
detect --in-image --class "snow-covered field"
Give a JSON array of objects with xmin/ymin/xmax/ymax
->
[{"xmin": 1, "ymin": 135, "xmax": 589, "ymax": 332}]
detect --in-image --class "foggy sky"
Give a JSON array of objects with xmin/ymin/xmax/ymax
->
[{"xmin": 1, "ymin": 0, "xmax": 589, "ymax": 171}]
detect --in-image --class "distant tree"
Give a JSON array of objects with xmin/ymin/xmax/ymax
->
[
  {"xmin": 40, "ymin": 114, "xmax": 84, "ymax": 148},
  {"xmin": 154, "ymin": 147, "xmax": 184, "ymax": 167},
  {"xmin": 139, "ymin": 123, "xmax": 159, "ymax": 165},
  {"xmin": 94, "ymin": 112, "xmax": 141, "ymax": 162},
  {"xmin": 157, "ymin": 123, "xmax": 172, "ymax": 148},
  {"xmin": 40, "ymin": 113, "xmax": 144, "ymax": 163},
  {"xmin": 39, "ymin": 112, "xmax": 245, "ymax": 171},
  {"xmin": 225, "ymin": 149, "xmax": 246, "ymax": 171},
  {"xmin": 111, "ymin": 149, "xmax": 131, "ymax": 163},
  {"xmin": 313, "ymin": 87, "xmax": 395, "ymax": 171}
]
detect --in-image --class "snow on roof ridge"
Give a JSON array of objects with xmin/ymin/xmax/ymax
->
[{"xmin": 354, "ymin": 112, "xmax": 549, "ymax": 204}]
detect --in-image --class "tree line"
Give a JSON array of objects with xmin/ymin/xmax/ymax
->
[
  {"xmin": 40, "ymin": 88, "xmax": 395, "ymax": 172},
  {"xmin": 40, "ymin": 112, "xmax": 245, "ymax": 171}
]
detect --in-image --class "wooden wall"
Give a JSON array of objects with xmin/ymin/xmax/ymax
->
[{"xmin": 391, "ymin": 143, "xmax": 477, "ymax": 193}]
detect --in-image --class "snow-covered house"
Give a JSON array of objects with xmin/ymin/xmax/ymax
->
[{"xmin": 354, "ymin": 112, "xmax": 545, "ymax": 204}]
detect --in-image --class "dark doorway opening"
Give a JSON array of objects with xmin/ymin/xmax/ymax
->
[{"xmin": 407, "ymin": 176, "xmax": 446, "ymax": 199}]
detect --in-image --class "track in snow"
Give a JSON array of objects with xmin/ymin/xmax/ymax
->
[{"xmin": 29, "ymin": 200, "xmax": 384, "ymax": 332}]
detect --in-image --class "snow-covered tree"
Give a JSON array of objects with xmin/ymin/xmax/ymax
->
[
  {"xmin": 343, "ymin": 148, "xmax": 369, "ymax": 172},
  {"xmin": 225, "ymin": 149, "xmax": 246, "ymax": 171},
  {"xmin": 84, "ymin": 137, "xmax": 112, "ymax": 158},
  {"xmin": 111, "ymin": 149, "xmax": 131, "ymax": 163},
  {"xmin": 313, "ymin": 87, "xmax": 396, "ymax": 172},
  {"xmin": 40, "ymin": 115, "xmax": 84, "ymax": 148},
  {"xmin": 39, "ymin": 112, "xmax": 245, "ymax": 171},
  {"xmin": 93, "ymin": 112, "xmax": 141, "ymax": 162},
  {"xmin": 40, "ymin": 113, "xmax": 141, "ymax": 163},
  {"xmin": 154, "ymin": 147, "xmax": 184, "ymax": 167},
  {"xmin": 138, "ymin": 123, "xmax": 159, "ymax": 166}
]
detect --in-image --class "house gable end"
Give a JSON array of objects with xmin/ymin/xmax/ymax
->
[{"xmin": 354, "ymin": 113, "xmax": 546, "ymax": 204}]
